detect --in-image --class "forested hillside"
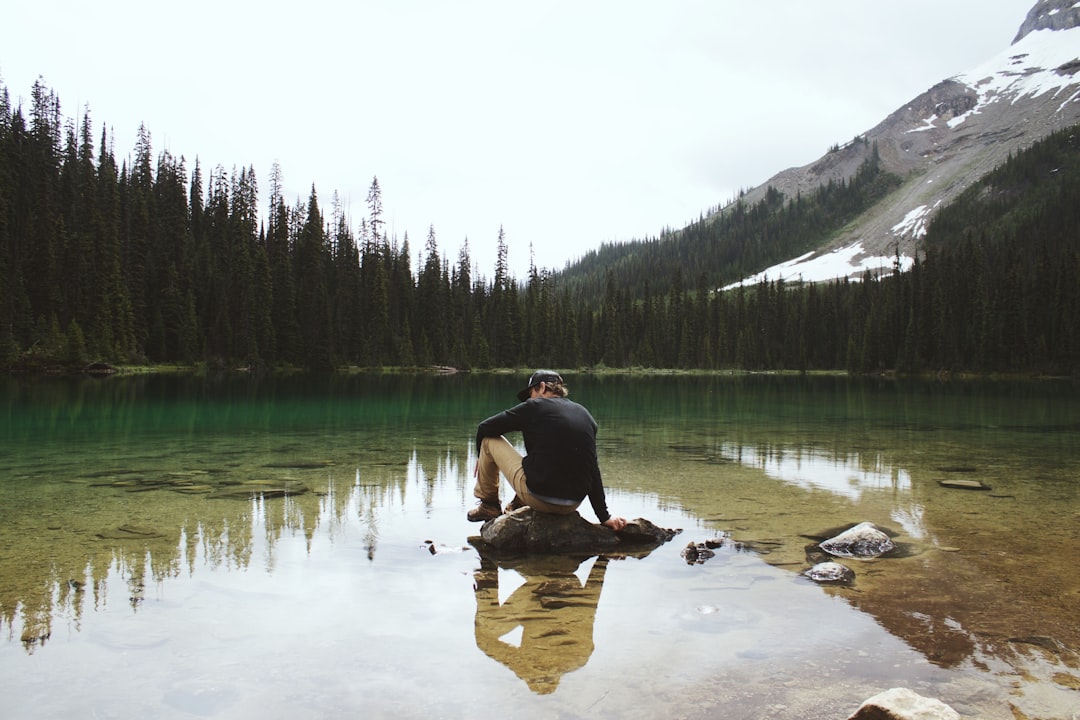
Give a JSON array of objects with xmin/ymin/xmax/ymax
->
[
  {"xmin": 559, "ymin": 137, "xmax": 899, "ymax": 306},
  {"xmin": 2, "ymin": 79, "xmax": 1078, "ymax": 376},
  {"xmin": 573, "ymin": 127, "xmax": 1080, "ymax": 374}
]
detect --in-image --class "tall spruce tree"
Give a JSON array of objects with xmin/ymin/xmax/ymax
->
[
  {"xmin": 360, "ymin": 176, "xmax": 390, "ymax": 365},
  {"xmin": 295, "ymin": 186, "xmax": 332, "ymax": 369}
]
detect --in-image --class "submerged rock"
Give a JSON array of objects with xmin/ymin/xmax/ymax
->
[
  {"xmin": 937, "ymin": 478, "xmax": 991, "ymax": 491},
  {"xmin": 261, "ymin": 460, "xmax": 336, "ymax": 469},
  {"xmin": 173, "ymin": 485, "xmax": 214, "ymax": 494},
  {"xmin": 847, "ymin": 687, "xmax": 959, "ymax": 720},
  {"xmin": 474, "ymin": 508, "xmax": 678, "ymax": 555},
  {"xmin": 96, "ymin": 524, "xmax": 165, "ymax": 540},
  {"xmin": 819, "ymin": 522, "xmax": 895, "ymax": 559},
  {"xmin": 803, "ymin": 561, "xmax": 855, "ymax": 585},
  {"xmin": 209, "ymin": 481, "xmax": 310, "ymax": 499}
]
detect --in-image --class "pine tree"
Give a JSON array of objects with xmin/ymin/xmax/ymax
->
[
  {"xmin": 489, "ymin": 226, "xmax": 521, "ymax": 366},
  {"xmin": 360, "ymin": 177, "xmax": 390, "ymax": 365},
  {"xmin": 449, "ymin": 239, "xmax": 474, "ymax": 368},
  {"xmin": 295, "ymin": 186, "xmax": 332, "ymax": 369},
  {"xmin": 95, "ymin": 124, "xmax": 134, "ymax": 358},
  {"xmin": 329, "ymin": 196, "xmax": 360, "ymax": 365},
  {"xmin": 417, "ymin": 224, "xmax": 448, "ymax": 362},
  {"xmin": 266, "ymin": 163, "xmax": 300, "ymax": 364}
]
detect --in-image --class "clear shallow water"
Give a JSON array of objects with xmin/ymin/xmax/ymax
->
[{"xmin": 1, "ymin": 373, "xmax": 1078, "ymax": 719}]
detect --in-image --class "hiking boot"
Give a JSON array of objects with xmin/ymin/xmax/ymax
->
[
  {"xmin": 504, "ymin": 495, "xmax": 526, "ymax": 513},
  {"xmin": 467, "ymin": 500, "xmax": 502, "ymax": 522}
]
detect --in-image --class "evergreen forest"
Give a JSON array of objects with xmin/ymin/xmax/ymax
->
[{"xmin": 2, "ymin": 78, "xmax": 1078, "ymax": 376}]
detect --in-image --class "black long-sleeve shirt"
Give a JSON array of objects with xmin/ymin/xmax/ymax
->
[{"xmin": 475, "ymin": 397, "xmax": 611, "ymax": 523}]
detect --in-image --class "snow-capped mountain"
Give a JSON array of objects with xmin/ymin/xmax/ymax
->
[{"xmin": 724, "ymin": 0, "xmax": 1080, "ymax": 288}]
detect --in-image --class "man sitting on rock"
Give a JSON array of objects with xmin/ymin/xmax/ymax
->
[{"xmin": 469, "ymin": 369, "xmax": 627, "ymax": 531}]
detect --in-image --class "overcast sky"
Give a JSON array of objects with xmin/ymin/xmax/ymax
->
[{"xmin": 3, "ymin": 1, "xmax": 1035, "ymax": 278}]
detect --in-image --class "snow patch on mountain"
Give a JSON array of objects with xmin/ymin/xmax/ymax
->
[
  {"xmin": 908, "ymin": 115, "xmax": 939, "ymax": 133},
  {"xmin": 722, "ymin": 242, "xmax": 914, "ymax": 290},
  {"xmin": 891, "ymin": 204, "xmax": 938, "ymax": 239},
  {"xmin": 949, "ymin": 24, "xmax": 1080, "ymax": 127}
]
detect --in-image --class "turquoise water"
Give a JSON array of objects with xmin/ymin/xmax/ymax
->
[{"xmin": 1, "ymin": 373, "xmax": 1078, "ymax": 719}]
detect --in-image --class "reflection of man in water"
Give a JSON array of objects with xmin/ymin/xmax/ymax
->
[{"xmin": 473, "ymin": 553, "xmax": 609, "ymax": 694}]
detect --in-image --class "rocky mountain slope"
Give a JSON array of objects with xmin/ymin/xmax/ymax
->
[{"xmin": 722, "ymin": 0, "xmax": 1080, "ymax": 286}]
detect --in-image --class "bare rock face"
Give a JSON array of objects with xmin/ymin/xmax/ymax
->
[
  {"xmin": 1013, "ymin": 0, "xmax": 1080, "ymax": 43},
  {"xmin": 475, "ymin": 508, "xmax": 678, "ymax": 554},
  {"xmin": 847, "ymin": 687, "xmax": 960, "ymax": 720}
]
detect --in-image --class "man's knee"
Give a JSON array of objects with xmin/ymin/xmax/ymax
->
[{"xmin": 480, "ymin": 436, "xmax": 508, "ymax": 453}]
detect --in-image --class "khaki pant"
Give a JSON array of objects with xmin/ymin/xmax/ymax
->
[{"xmin": 474, "ymin": 436, "xmax": 580, "ymax": 514}]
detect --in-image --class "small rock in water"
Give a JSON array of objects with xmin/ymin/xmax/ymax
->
[
  {"xmin": 803, "ymin": 561, "xmax": 855, "ymax": 585},
  {"xmin": 819, "ymin": 522, "xmax": 895, "ymax": 559},
  {"xmin": 937, "ymin": 478, "xmax": 991, "ymax": 491},
  {"xmin": 680, "ymin": 541, "xmax": 716, "ymax": 565}
]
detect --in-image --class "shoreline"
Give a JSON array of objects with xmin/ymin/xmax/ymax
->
[{"xmin": 4, "ymin": 360, "xmax": 1075, "ymax": 383}]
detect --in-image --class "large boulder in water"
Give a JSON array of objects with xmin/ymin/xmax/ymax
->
[
  {"xmin": 474, "ymin": 508, "xmax": 678, "ymax": 554},
  {"xmin": 820, "ymin": 521, "xmax": 895, "ymax": 559},
  {"xmin": 847, "ymin": 687, "xmax": 959, "ymax": 720}
]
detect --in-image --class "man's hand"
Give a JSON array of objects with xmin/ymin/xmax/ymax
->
[{"xmin": 603, "ymin": 516, "xmax": 628, "ymax": 532}]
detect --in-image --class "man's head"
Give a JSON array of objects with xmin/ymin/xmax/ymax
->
[{"xmin": 517, "ymin": 369, "xmax": 567, "ymax": 402}]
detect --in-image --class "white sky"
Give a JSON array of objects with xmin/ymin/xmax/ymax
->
[{"xmin": 2, "ymin": 0, "xmax": 1035, "ymax": 279}]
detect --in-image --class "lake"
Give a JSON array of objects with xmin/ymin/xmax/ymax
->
[{"xmin": 1, "ymin": 372, "xmax": 1078, "ymax": 720}]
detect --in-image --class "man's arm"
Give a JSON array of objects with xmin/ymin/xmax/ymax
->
[
  {"xmin": 475, "ymin": 402, "xmax": 529, "ymax": 452},
  {"xmin": 585, "ymin": 459, "xmax": 616, "ymax": 525},
  {"xmin": 589, "ymin": 469, "xmax": 627, "ymax": 530}
]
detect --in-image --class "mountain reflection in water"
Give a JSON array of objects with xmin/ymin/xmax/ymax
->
[{"xmin": 1, "ymin": 373, "xmax": 1078, "ymax": 720}]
